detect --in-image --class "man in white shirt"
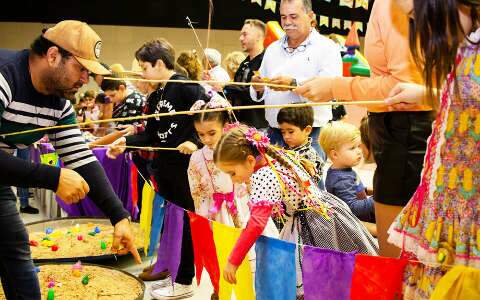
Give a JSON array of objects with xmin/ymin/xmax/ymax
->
[{"xmin": 250, "ymin": 0, "xmax": 342, "ymax": 159}]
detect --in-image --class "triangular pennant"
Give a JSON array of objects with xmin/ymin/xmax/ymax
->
[
  {"xmin": 147, "ymin": 193, "xmax": 165, "ymax": 256},
  {"xmin": 332, "ymin": 18, "xmax": 341, "ymax": 29},
  {"xmin": 344, "ymin": 20, "xmax": 352, "ymax": 30},
  {"xmin": 264, "ymin": 0, "xmax": 276, "ymax": 13},
  {"xmin": 357, "ymin": 22, "xmax": 364, "ymax": 32},
  {"xmin": 303, "ymin": 246, "xmax": 355, "ymax": 300},
  {"xmin": 255, "ymin": 236, "xmax": 296, "ymax": 300},
  {"xmin": 339, "ymin": 0, "xmax": 354, "ymax": 8},
  {"xmin": 350, "ymin": 255, "xmax": 408, "ymax": 300},
  {"xmin": 188, "ymin": 212, "xmax": 221, "ymax": 293},
  {"xmin": 152, "ymin": 202, "xmax": 184, "ymax": 283},
  {"xmin": 213, "ymin": 222, "xmax": 255, "ymax": 300},
  {"xmin": 355, "ymin": 0, "xmax": 369, "ymax": 10},
  {"xmin": 251, "ymin": 0, "xmax": 262, "ymax": 6},
  {"xmin": 319, "ymin": 15, "xmax": 329, "ymax": 27}
]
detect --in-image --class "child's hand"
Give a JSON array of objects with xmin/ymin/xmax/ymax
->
[
  {"xmin": 177, "ymin": 141, "xmax": 198, "ymax": 155},
  {"xmin": 107, "ymin": 137, "xmax": 126, "ymax": 159},
  {"xmin": 223, "ymin": 261, "xmax": 239, "ymax": 284}
]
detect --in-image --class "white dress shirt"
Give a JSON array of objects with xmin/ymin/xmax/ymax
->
[{"xmin": 250, "ymin": 29, "xmax": 342, "ymax": 128}]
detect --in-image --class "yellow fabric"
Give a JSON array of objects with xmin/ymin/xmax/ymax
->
[
  {"xmin": 430, "ymin": 266, "xmax": 480, "ymax": 300},
  {"xmin": 212, "ymin": 222, "xmax": 255, "ymax": 300},
  {"xmin": 139, "ymin": 181, "xmax": 154, "ymax": 255},
  {"xmin": 40, "ymin": 152, "xmax": 59, "ymax": 166}
]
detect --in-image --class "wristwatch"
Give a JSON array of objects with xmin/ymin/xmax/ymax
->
[{"xmin": 290, "ymin": 78, "xmax": 298, "ymax": 87}]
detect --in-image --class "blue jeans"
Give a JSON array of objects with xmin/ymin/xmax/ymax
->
[
  {"xmin": 267, "ymin": 127, "xmax": 326, "ymax": 189},
  {"xmin": 15, "ymin": 148, "xmax": 31, "ymax": 208},
  {"xmin": 0, "ymin": 186, "xmax": 41, "ymax": 299}
]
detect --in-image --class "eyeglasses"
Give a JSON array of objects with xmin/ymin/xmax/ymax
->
[{"xmin": 283, "ymin": 44, "xmax": 307, "ymax": 54}]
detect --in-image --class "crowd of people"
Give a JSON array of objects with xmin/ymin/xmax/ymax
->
[{"xmin": 0, "ymin": 0, "xmax": 479, "ymax": 299}]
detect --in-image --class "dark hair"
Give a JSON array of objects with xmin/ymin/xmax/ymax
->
[
  {"xmin": 359, "ymin": 116, "xmax": 374, "ymax": 163},
  {"xmin": 95, "ymin": 93, "xmax": 109, "ymax": 104},
  {"xmin": 135, "ymin": 38, "xmax": 175, "ymax": 70},
  {"xmin": 30, "ymin": 34, "xmax": 72, "ymax": 59},
  {"xmin": 193, "ymin": 103, "xmax": 231, "ymax": 125},
  {"xmin": 277, "ymin": 106, "xmax": 314, "ymax": 129},
  {"xmin": 101, "ymin": 78, "xmax": 126, "ymax": 91},
  {"xmin": 410, "ymin": 0, "xmax": 480, "ymax": 102},
  {"xmin": 83, "ymin": 90, "xmax": 96, "ymax": 99}
]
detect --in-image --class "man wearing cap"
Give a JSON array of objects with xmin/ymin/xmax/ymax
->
[{"xmin": 0, "ymin": 20, "xmax": 141, "ymax": 299}]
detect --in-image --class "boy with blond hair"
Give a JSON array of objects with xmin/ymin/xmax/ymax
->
[{"xmin": 319, "ymin": 121, "xmax": 375, "ymax": 222}]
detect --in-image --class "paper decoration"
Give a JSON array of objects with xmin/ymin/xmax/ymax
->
[
  {"xmin": 350, "ymin": 255, "xmax": 408, "ymax": 300},
  {"xmin": 188, "ymin": 212, "xmax": 221, "ymax": 293},
  {"xmin": 332, "ymin": 18, "xmax": 341, "ymax": 29},
  {"xmin": 355, "ymin": 0, "xmax": 369, "ymax": 10},
  {"xmin": 357, "ymin": 22, "xmax": 364, "ymax": 32},
  {"xmin": 251, "ymin": 0, "xmax": 262, "ymax": 6},
  {"xmin": 319, "ymin": 15, "xmax": 329, "ymax": 27},
  {"xmin": 139, "ymin": 181, "xmax": 155, "ymax": 253},
  {"xmin": 344, "ymin": 20, "xmax": 352, "ymax": 30},
  {"xmin": 213, "ymin": 222, "xmax": 255, "ymax": 300},
  {"xmin": 430, "ymin": 266, "xmax": 480, "ymax": 299},
  {"xmin": 339, "ymin": 0, "xmax": 354, "ymax": 8},
  {"xmin": 152, "ymin": 203, "xmax": 184, "ymax": 283},
  {"xmin": 255, "ymin": 236, "xmax": 296, "ymax": 300},
  {"xmin": 40, "ymin": 152, "xmax": 60, "ymax": 167},
  {"xmin": 303, "ymin": 246, "xmax": 355, "ymax": 300},
  {"xmin": 148, "ymin": 193, "xmax": 165, "ymax": 256},
  {"xmin": 264, "ymin": 0, "xmax": 276, "ymax": 13}
]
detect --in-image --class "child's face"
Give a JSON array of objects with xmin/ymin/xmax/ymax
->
[
  {"xmin": 331, "ymin": 137, "xmax": 363, "ymax": 168},
  {"xmin": 138, "ymin": 60, "xmax": 163, "ymax": 80},
  {"xmin": 279, "ymin": 122, "xmax": 312, "ymax": 148},
  {"xmin": 194, "ymin": 120, "xmax": 224, "ymax": 150},
  {"xmin": 216, "ymin": 155, "xmax": 256, "ymax": 184}
]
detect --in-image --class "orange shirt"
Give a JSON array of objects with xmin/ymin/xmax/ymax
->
[{"xmin": 329, "ymin": 0, "xmax": 431, "ymax": 112}]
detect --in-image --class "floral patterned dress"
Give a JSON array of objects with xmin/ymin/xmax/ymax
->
[{"xmin": 388, "ymin": 29, "xmax": 480, "ymax": 299}]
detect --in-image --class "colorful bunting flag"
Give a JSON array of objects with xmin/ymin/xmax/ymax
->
[
  {"xmin": 303, "ymin": 246, "xmax": 355, "ymax": 300},
  {"xmin": 430, "ymin": 266, "xmax": 480, "ymax": 299},
  {"xmin": 213, "ymin": 222, "xmax": 255, "ymax": 300},
  {"xmin": 188, "ymin": 212, "xmax": 221, "ymax": 293},
  {"xmin": 251, "ymin": 0, "xmax": 262, "ymax": 6},
  {"xmin": 130, "ymin": 162, "xmax": 139, "ymax": 218},
  {"xmin": 350, "ymin": 255, "xmax": 408, "ymax": 300},
  {"xmin": 355, "ymin": 0, "xmax": 369, "ymax": 10},
  {"xmin": 344, "ymin": 20, "xmax": 352, "ymax": 30},
  {"xmin": 264, "ymin": 0, "xmax": 276, "ymax": 13},
  {"xmin": 152, "ymin": 203, "xmax": 184, "ymax": 283},
  {"xmin": 40, "ymin": 152, "xmax": 60, "ymax": 167},
  {"xmin": 147, "ymin": 193, "xmax": 165, "ymax": 256},
  {"xmin": 332, "ymin": 18, "xmax": 341, "ymax": 29},
  {"xmin": 139, "ymin": 181, "xmax": 155, "ymax": 253},
  {"xmin": 255, "ymin": 236, "xmax": 296, "ymax": 300},
  {"xmin": 339, "ymin": 0, "xmax": 354, "ymax": 8},
  {"xmin": 357, "ymin": 22, "xmax": 364, "ymax": 33},
  {"xmin": 319, "ymin": 15, "xmax": 329, "ymax": 28}
]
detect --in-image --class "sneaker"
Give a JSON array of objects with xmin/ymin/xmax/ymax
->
[
  {"xmin": 150, "ymin": 283, "xmax": 194, "ymax": 299},
  {"xmin": 20, "ymin": 205, "xmax": 39, "ymax": 214},
  {"xmin": 151, "ymin": 275, "xmax": 172, "ymax": 290}
]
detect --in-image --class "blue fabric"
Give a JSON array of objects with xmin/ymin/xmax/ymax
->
[
  {"xmin": 325, "ymin": 168, "xmax": 375, "ymax": 222},
  {"xmin": 255, "ymin": 236, "xmax": 296, "ymax": 300},
  {"xmin": 15, "ymin": 147, "xmax": 31, "ymax": 207},
  {"xmin": 148, "ymin": 193, "xmax": 165, "ymax": 256}
]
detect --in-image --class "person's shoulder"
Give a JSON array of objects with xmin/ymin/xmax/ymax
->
[
  {"xmin": 311, "ymin": 31, "xmax": 339, "ymax": 50},
  {"xmin": 0, "ymin": 49, "xmax": 25, "ymax": 68}
]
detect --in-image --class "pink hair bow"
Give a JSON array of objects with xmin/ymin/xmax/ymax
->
[{"xmin": 209, "ymin": 191, "xmax": 237, "ymax": 216}]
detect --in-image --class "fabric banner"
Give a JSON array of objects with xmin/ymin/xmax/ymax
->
[
  {"xmin": 350, "ymin": 255, "xmax": 408, "ymax": 300},
  {"xmin": 139, "ymin": 180, "xmax": 155, "ymax": 252},
  {"xmin": 213, "ymin": 222, "xmax": 255, "ymax": 300},
  {"xmin": 148, "ymin": 193, "xmax": 165, "ymax": 256},
  {"xmin": 319, "ymin": 15, "xmax": 329, "ymax": 27},
  {"xmin": 152, "ymin": 203, "xmax": 184, "ymax": 283},
  {"xmin": 264, "ymin": 0, "xmax": 276, "ymax": 13},
  {"xmin": 255, "ymin": 236, "xmax": 296, "ymax": 300},
  {"xmin": 430, "ymin": 266, "xmax": 480, "ymax": 299},
  {"xmin": 303, "ymin": 246, "xmax": 355, "ymax": 300},
  {"xmin": 188, "ymin": 212, "xmax": 221, "ymax": 293}
]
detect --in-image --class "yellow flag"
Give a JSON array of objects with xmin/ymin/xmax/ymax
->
[
  {"xmin": 139, "ymin": 181, "xmax": 155, "ymax": 255},
  {"xmin": 357, "ymin": 22, "xmax": 364, "ymax": 32},
  {"xmin": 355, "ymin": 0, "xmax": 369, "ymax": 10},
  {"xmin": 319, "ymin": 15, "xmax": 329, "ymax": 27},
  {"xmin": 213, "ymin": 222, "xmax": 255, "ymax": 300},
  {"xmin": 339, "ymin": 0, "xmax": 354, "ymax": 8},
  {"xmin": 344, "ymin": 20, "xmax": 352, "ymax": 30},
  {"xmin": 332, "ymin": 18, "xmax": 341, "ymax": 29},
  {"xmin": 251, "ymin": 0, "xmax": 262, "ymax": 6},
  {"xmin": 264, "ymin": 0, "xmax": 276, "ymax": 13},
  {"xmin": 430, "ymin": 266, "xmax": 480, "ymax": 300}
]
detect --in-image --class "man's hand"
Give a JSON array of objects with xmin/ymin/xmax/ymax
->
[
  {"xmin": 107, "ymin": 137, "xmax": 126, "ymax": 159},
  {"xmin": 223, "ymin": 261, "xmax": 239, "ymax": 284},
  {"xmin": 56, "ymin": 168, "xmax": 90, "ymax": 204},
  {"xmin": 269, "ymin": 76, "xmax": 295, "ymax": 91},
  {"xmin": 251, "ymin": 75, "xmax": 266, "ymax": 94},
  {"xmin": 177, "ymin": 141, "xmax": 198, "ymax": 155},
  {"xmin": 111, "ymin": 218, "xmax": 142, "ymax": 264},
  {"xmin": 293, "ymin": 76, "xmax": 334, "ymax": 102}
]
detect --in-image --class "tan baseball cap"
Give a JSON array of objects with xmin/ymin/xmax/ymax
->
[{"xmin": 43, "ymin": 20, "xmax": 111, "ymax": 75}]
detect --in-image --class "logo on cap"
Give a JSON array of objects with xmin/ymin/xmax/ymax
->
[{"xmin": 94, "ymin": 41, "xmax": 102, "ymax": 59}]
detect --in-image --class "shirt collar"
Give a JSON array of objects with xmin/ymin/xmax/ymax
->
[{"xmin": 281, "ymin": 29, "xmax": 314, "ymax": 54}]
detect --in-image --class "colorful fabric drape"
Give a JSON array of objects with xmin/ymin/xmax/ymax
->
[
  {"xmin": 430, "ymin": 266, "xmax": 480, "ymax": 300},
  {"xmin": 139, "ymin": 180, "xmax": 155, "ymax": 253},
  {"xmin": 350, "ymin": 255, "xmax": 408, "ymax": 300},
  {"xmin": 152, "ymin": 203, "xmax": 184, "ymax": 283},
  {"xmin": 148, "ymin": 193, "xmax": 165, "ymax": 256},
  {"xmin": 303, "ymin": 246, "xmax": 355, "ymax": 300},
  {"xmin": 188, "ymin": 212, "xmax": 220, "ymax": 293},
  {"xmin": 212, "ymin": 222, "xmax": 255, "ymax": 300},
  {"xmin": 255, "ymin": 236, "xmax": 296, "ymax": 300}
]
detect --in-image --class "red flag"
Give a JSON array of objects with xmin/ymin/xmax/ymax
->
[
  {"xmin": 350, "ymin": 254, "xmax": 408, "ymax": 300},
  {"xmin": 130, "ymin": 162, "xmax": 138, "ymax": 209},
  {"xmin": 188, "ymin": 212, "xmax": 220, "ymax": 293}
]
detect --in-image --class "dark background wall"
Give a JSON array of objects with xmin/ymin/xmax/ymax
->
[{"xmin": 0, "ymin": 0, "xmax": 373, "ymax": 36}]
